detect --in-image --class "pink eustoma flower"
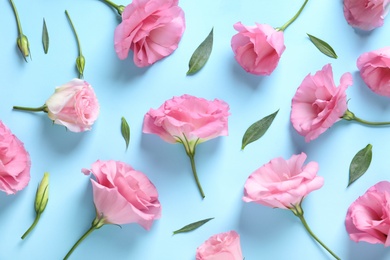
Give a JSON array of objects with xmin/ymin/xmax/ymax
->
[
  {"xmin": 45, "ymin": 79, "xmax": 100, "ymax": 132},
  {"xmin": 0, "ymin": 121, "xmax": 30, "ymax": 194},
  {"xmin": 143, "ymin": 94, "xmax": 230, "ymax": 198},
  {"xmin": 231, "ymin": 22, "xmax": 285, "ymax": 76},
  {"xmin": 243, "ymin": 152, "xmax": 323, "ymax": 209},
  {"xmin": 242, "ymin": 153, "xmax": 340, "ymax": 258},
  {"xmin": 343, "ymin": 0, "xmax": 390, "ymax": 31},
  {"xmin": 114, "ymin": 0, "xmax": 185, "ymax": 67},
  {"xmin": 13, "ymin": 79, "xmax": 100, "ymax": 133},
  {"xmin": 196, "ymin": 231, "xmax": 243, "ymax": 260},
  {"xmin": 64, "ymin": 160, "xmax": 161, "ymax": 259},
  {"xmin": 357, "ymin": 46, "xmax": 390, "ymax": 97},
  {"xmin": 346, "ymin": 181, "xmax": 390, "ymax": 246},
  {"xmin": 84, "ymin": 160, "xmax": 161, "ymax": 229},
  {"xmin": 291, "ymin": 64, "xmax": 353, "ymax": 142},
  {"xmin": 143, "ymin": 94, "xmax": 230, "ymax": 145}
]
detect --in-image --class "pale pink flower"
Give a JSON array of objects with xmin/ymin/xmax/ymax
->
[
  {"xmin": 243, "ymin": 153, "xmax": 323, "ymax": 209},
  {"xmin": 291, "ymin": 64, "xmax": 353, "ymax": 142},
  {"xmin": 231, "ymin": 22, "xmax": 285, "ymax": 76},
  {"xmin": 346, "ymin": 181, "xmax": 390, "ymax": 246},
  {"xmin": 357, "ymin": 46, "xmax": 390, "ymax": 97},
  {"xmin": 83, "ymin": 160, "xmax": 161, "ymax": 229},
  {"xmin": 114, "ymin": 0, "xmax": 185, "ymax": 67},
  {"xmin": 0, "ymin": 121, "xmax": 31, "ymax": 194},
  {"xmin": 343, "ymin": 0, "xmax": 390, "ymax": 31},
  {"xmin": 196, "ymin": 231, "xmax": 243, "ymax": 260},
  {"xmin": 45, "ymin": 79, "xmax": 100, "ymax": 132}
]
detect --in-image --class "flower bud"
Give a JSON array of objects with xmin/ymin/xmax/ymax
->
[
  {"xmin": 17, "ymin": 34, "xmax": 31, "ymax": 61},
  {"xmin": 35, "ymin": 172, "xmax": 49, "ymax": 214},
  {"xmin": 76, "ymin": 55, "xmax": 85, "ymax": 78}
]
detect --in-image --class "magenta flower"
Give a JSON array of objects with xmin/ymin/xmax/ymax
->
[
  {"xmin": 0, "ymin": 121, "xmax": 30, "ymax": 194},
  {"xmin": 357, "ymin": 46, "xmax": 390, "ymax": 97},
  {"xmin": 343, "ymin": 0, "xmax": 390, "ymax": 31},
  {"xmin": 291, "ymin": 64, "xmax": 352, "ymax": 142},
  {"xmin": 231, "ymin": 22, "xmax": 285, "ymax": 76},
  {"xmin": 346, "ymin": 181, "xmax": 390, "ymax": 246},
  {"xmin": 114, "ymin": 0, "xmax": 186, "ymax": 67}
]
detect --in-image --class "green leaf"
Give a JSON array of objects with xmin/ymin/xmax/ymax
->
[
  {"xmin": 121, "ymin": 117, "xmax": 130, "ymax": 150},
  {"xmin": 42, "ymin": 18, "xmax": 49, "ymax": 54},
  {"xmin": 186, "ymin": 27, "xmax": 213, "ymax": 75},
  {"xmin": 241, "ymin": 110, "xmax": 279, "ymax": 150},
  {"xmin": 173, "ymin": 217, "xmax": 214, "ymax": 235},
  {"xmin": 348, "ymin": 144, "xmax": 373, "ymax": 187},
  {"xmin": 307, "ymin": 33, "xmax": 337, "ymax": 59}
]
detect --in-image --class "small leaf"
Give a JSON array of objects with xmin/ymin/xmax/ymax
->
[
  {"xmin": 241, "ymin": 110, "xmax": 279, "ymax": 150},
  {"xmin": 307, "ymin": 33, "xmax": 338, "ymax": 59},
  {"xmin": 42, "ymin": 18, "xmax": 49, "ymax": 54},
  {"xmin": 121, "ymin": 117, "xmax": 130, "ymax": 150},
  {"xmin": 173, "ymin": 217, "xmax": 214, "ymax": 235},
  {"xmin": 186, "ymin": 27, "xmax": 213, "ymax": 75},
  {"xmin": 348, "ymin": 144, "xmax": 373, "ymax": 187}
]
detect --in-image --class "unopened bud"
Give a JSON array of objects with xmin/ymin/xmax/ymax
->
[
  {"xmin": 35, "ymin": 172, "xmax": 49, "ymax": 213},
  {"xmin": 17, "ymin": 34, "xmax": 31, "ymax": 61}
]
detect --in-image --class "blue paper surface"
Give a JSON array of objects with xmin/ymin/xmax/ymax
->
[{"xmin": 1, "ymin": 0, "xmax": 390, "ymax": 259}]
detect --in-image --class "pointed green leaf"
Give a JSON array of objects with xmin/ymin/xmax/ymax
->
[
  {"xmin": 42, "ymin": 18, "xmax": 49, "ymax": 54},
  {"xmin": 348, "ymin": 144, "xmax": 373, "ymax": 187},
  {"xmin": 186, "ymin": 27, "xmax": 213, "ymax": 75},
  {"xmin": 307, "ymin": 33, "xmax": 338, "ymax": 59},
  {"xmin": 121, "ymin": 117, "xmax": 130, "ymax": 150},
  {"xmin": 241, "ymin": 110, "xmax": 279, "ymax": 150},
  {"xmin": 173, "ymin": 217, "xmax": 214, "ymax": 235}
]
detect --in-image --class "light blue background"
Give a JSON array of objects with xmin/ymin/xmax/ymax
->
[{"xmin": 1, "ymin": 0, "xmax": 390, "ymax": 259}]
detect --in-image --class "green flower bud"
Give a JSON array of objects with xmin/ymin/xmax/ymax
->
[
  {"xmin": 35, "ymin": 172, "xmax": 49, "ymax": 214},
  {"xmin": 17, "ymin": 34, "xmax": 30, "ymax": 61},
  {"xmin": 76, "ymin": 55, "xmax": 85, "ymax": 78}
]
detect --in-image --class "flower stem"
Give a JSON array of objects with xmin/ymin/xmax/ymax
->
[
  {"xmin": 100, "ymin": 0, "xmax": 125, "ymax": 16},
  {"xmin": 187, "ymin": 152, "xmax": 205, "ymax": 199},
  {"xmin": 13, "ymin": 105, "xmax": 47, "ymax": 112},
  {"xmin": 291, "ymin": 204, "xmax": 340, "ymax": 260},
  {"xmin": 64, "ymin": 215, "xmax": 105, "ymax": 260},
  {"xmin": 21, "ymin": 213, "xmax": 41, "ymax": 239},
  {"xmin": 342, "ymin": 109, "xmax": 390, "ymax": 126},
  {"xmin": 65, "ymin": 10, "xmax": 85, "ymax": 79},
  {"xmin": 277, "ymin": 0, "xmax": 309, "ymax": 31},
  {"xmin": 9, "ymin": 0, "xmax": 23, "ymax": 35}
]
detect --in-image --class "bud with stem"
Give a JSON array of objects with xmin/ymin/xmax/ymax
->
[
  {"xmin": 9, "ymin": 0, "xmax": 31, "ymax": 61},
  {"xmin": 65, "ymin": 10, "xmax": 85, "ymax": 79},
  {"xmin": 21, "ymin": 173, "xmax": 49, "ymax": 239}
]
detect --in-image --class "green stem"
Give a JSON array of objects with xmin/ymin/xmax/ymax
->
[
  {"xmin": 291, "ymin": 204, "xmax": 340, "ymax": 260},
  {"xmin": 9, "ymin": 0, "xmax": 23, "ymax": 35},
  {"xmin": 100, "ymin": 0, "xmax": 125, "ymax": 15},
  {"xmin": 342, "ymin": 109, "xmax": 390, "ymax": 126},
  {"xmin": 13, "ymin": 105, "xmax": 47, "ymax": 112},
  {"xmin": 65, "ymin": 10, "xmax": 82, "ymax": 57},
  {"xmin": 187, "ymin": 152, "xmax": 205, "ymax": 199},
  {"xmin": 21, "ymin": 213, "xmax": 41, "ymax": 239},
  {"xmin": 64, "ymin": 215, "xmax": 105, "ymax": 260},
  {"xmin": 277, "ymin": 0, "xmax": 309, "ymax": 31},
  {"xmin": 65, "ymin": 10, "xmax": 85, "ymax": 78}
]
